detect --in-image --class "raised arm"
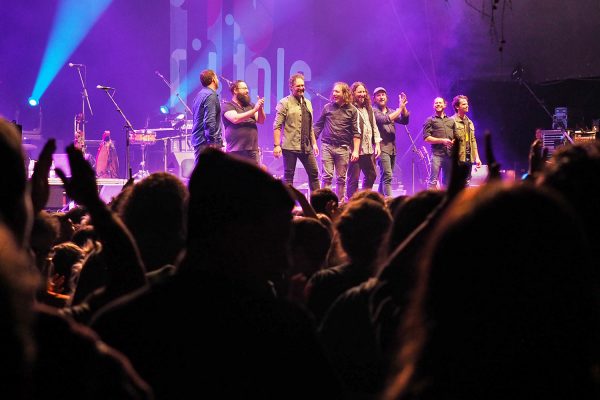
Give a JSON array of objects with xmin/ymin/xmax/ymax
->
[{"xmin": 56, "ymin": 145, "xmax": 147, "ymax": 313}]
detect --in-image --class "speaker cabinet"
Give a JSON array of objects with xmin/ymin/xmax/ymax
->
[{"xmin": 169, "ymin": 152, "xmax": 195, "ymax": 179}]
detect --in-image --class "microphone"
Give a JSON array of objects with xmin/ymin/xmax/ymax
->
[
  {"xmin": 68, "ymin": 63, "xmax": 84, "ymax": 68},
  {"xmin": 96, "ymin": 85, "xmax": 115, "ymax": 90},
  {"xmin": 220, "ymin": 75, "xmax": 234, "ymax": 86},
  {"xmin": 155, "ymin": 70, "xmax": 165, "ymax": 79}
]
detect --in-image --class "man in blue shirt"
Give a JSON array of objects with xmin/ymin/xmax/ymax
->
[{"xmin": 191, "ymin": 69, "xmax": 224, "ymax": 163}]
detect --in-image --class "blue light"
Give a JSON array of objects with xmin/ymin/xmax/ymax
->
[
  {"xmin": 30, "ymin": 0, "xmax": 113, "ymax": 102},
  {"xmin": 28, "ymin": 98, "xmax": 39, "ymax": 107},
  {"xmin": 160, "ymin": 105, "xmax": 170, "ymax": 114}
]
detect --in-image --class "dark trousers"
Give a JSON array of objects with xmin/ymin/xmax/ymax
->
[
  {"xmin": 282, "ymin": 149, "xmax": 320, "ymax": 192},
  {"xmin": 346, "ymin": 154, "xmax": 377, "ymax": 199}
]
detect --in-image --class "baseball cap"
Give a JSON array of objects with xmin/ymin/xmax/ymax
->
[{"xmin": 373, "ymin": 87, "xmax": 387, "ymax": 96}]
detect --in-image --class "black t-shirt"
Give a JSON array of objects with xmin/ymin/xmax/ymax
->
[{"xmin": 222, "ymin": 101, "xmax": 259, "ymax": 152}]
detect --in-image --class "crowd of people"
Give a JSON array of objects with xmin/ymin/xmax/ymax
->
[{"xmin": 1, "ymin": 69, "xmax": 599, "ymax": 398}]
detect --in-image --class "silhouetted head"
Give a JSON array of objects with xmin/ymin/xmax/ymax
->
[
  {"xmin": 119, "ymin": 172, "xmax": 188, "ymax": 271},
  {"xmin": 387, "ymin": 182, "xmax": 598, "ymax": 400},
  {"xmin": 335, "ymin": 198, "xmax": 392, "ymax": 266},
  {"xmin": 184, "ymin": 148, "xmax": 294, "ymax": 281},
  {"xmin": 0, "ymin": 118, "xmax": 32, "ymax": 247}
]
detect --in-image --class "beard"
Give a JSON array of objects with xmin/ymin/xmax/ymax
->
[{"xmin": 236, "ymin": 93, "xmax": 251, "ymax": 107}]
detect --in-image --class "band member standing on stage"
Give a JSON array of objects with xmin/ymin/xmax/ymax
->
[
  {"xmin": 423, "ymin": 97, "xmax": 455, "ymax": 189},
  {"xmin": 346, "ymin": 82, "xmax": 381, "ymax": 199},
  {"xmin": 273, "ymin": 73, "xmax": 320, "ymax": 192},
  {"xmin": 191, "ymin": 69, "xmax": 223, "ymax": 164},
  {"xmin": 314, "ymin": 82, "xmax": 361, "ymax": 201},
  {"xmin": 372, "ymin": 87, "xmax": 410, "ymax": 198},
  {"xmin": 222, "ymin": 80, "xmax": 265, "ymax": 165},
  {"xmin": 451, "ymin": 95, "xmax": 481, "ymax": 186}
]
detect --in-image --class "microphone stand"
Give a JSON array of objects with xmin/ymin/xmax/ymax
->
[
  {"xmin": 156, "ymin": 71, "xmax": 193, "ymax": 155},
  {"xmin": 73, "ymin": 65, "xmax": 93, "ymax": 155},
  {"xmin": 513, "ymin": 71, "xmax": 573, "ymax": 144},
  {"xmin": 99, "ymin": 89, "xmax": 135, "ymax": 180},
  {"xmin": 156, "ymin": 71, "xmax": 193, "ymax": 116},
  {"xmin": 307, "ymin": 87, "xmax": 329, "ymax": 102},
  {"xmin": 402, "ymin": 125, "xmax": 428, "ymax": 195}
]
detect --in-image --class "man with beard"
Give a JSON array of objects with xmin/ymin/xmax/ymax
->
[
  {"xmin": 273, "ymin": 73, "xmax": 320, "ymax": 192},
  {"xmin": 372, "ymin": 87, "xmax": 410, "ymax": 198},
  {"xmin": 423, "ymin": 97, "xmax": 456, "ymax": 189},
  {"xmin": 314, "ymin": 82, "xmax": 361, "ymax": 201},
  {"xmin": 223, "ymin": 80, "xmax": 265, "ymax": 164},
  {"xmin": 346, "ymin": 82, "xmax": 382, "ymax": 199}
]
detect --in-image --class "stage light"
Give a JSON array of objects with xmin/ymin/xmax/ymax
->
[
  {"xmin": 160, "ymin": 105, "xmax": 170, "ymax": 114},
  {"xmin": 29, "ymin": 0, "xmax": 113, "ymax": 103},
  {"xmin": 175, "ymin": 113, "xmax": 185, "ymax": 120},
  {"xmin": 28, "ymin": 97, "xmax": 39, "ymax": 107}
]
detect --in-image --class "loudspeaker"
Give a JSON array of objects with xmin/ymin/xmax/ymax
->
[
  {"xmin": 98, "ymin": 183, "xmax": 125, "ymax": 204},
  {"xmin": 169, "ymin": 151, "xmax": 195, "ymax": 179},
  {"xmin": 47, "ymin": 184, "xmax": 66, "ymax": 210}
]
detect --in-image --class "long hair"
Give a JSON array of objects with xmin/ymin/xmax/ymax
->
[
  {"xmin": 331, "ymin": 82, "xmax": 352, "ymax": 106},
  {"xmin": 351, "ymin": 81, "xmax": 373, "ymax": 113}
]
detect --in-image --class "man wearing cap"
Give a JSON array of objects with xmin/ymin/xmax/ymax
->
[{"xmin": 372, "ymin": 87, "xmax": 410, "ymax": 197}]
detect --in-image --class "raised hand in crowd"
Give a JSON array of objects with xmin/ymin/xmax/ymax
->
[
  {"xmin": 30, "ymin": 138, "xmax": 56, "ymax": 213},
  {"xmin": 287, "ymin": 184, "xmax": 318, "ymax": 220},
  {"xmin": 56, "ymin": 144, "xmax": 147, "ymax": 323},
  {"xmin": 484, "ymin": 130, "xmax": 502, "ymax": 182},
  {"xmin": 525, "ymin": 138, "xmax": 548, "ymax": 182}
]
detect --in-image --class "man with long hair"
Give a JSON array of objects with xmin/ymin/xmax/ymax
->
[
  {"xmin": 314, "ymin": 82, "xmax": 361, "ymax": 201},
  {"xmin": 346, "ymin": 82, "xmax": 382, "ymax": 199}
]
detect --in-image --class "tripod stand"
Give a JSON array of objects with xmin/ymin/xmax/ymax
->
[
  {"xmin": 402, "ymin": 125, "xmax": 430, "ymax": 195},
  {"xmin": 512, "ymin": 64, "xmax": 573, "ymax": 144}
]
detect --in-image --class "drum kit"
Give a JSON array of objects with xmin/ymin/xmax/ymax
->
[{"xmin": 128, "ymin": 124, "xmax": 193, "ymax": 179}]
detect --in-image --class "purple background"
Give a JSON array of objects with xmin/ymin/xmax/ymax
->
[{"xmin": 2, "ymin": 0, "xmax": 599, "ymax": 189}]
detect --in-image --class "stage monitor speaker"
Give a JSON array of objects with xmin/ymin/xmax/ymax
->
[
  {"xmin": 169, "ymin": 151, "xmax": 195, "ymax": 179},
  {"xmin": 47, "ymin": 184, "xmax": 66, "ymax": 210},
  {"xmin": 99, "ymin": 183, "xmax": 125, "ymax": 204}
]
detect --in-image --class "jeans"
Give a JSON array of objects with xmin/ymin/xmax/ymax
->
[
  {"xmin": 320, "ymin": 143, "xmax": 350, "ymax": 201},
  {"xmin": 427, "ymin": 153, "xmax": 453, "ymax": 189},
  {"xmin": 378, "ymin": 152, "xmax": 396, "ymax": 197},
  {"xmin": 346, "ymin": 154, "xmax": 377, "ymax": 199},
  {"xmin": 229, "ymin": 150, "xmax": 260, "ymax": 165},
  {"xmin": 282, "ymin": 150, "xmax": 320, "ymax": 192}
]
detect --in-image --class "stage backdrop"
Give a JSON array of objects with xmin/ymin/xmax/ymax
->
[{"xmin": 2, "ymin": 0, "xmax": 599, "ymax": 189}]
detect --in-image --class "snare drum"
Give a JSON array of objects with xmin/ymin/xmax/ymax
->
[{"xmin": 129, "ymin": 130, "xmax": 156, "ymax": 145}]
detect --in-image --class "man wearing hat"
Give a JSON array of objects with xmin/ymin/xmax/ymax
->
[{"xmin": 372, "ymin": 87, "xmax": 409, "ymax": 197}]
